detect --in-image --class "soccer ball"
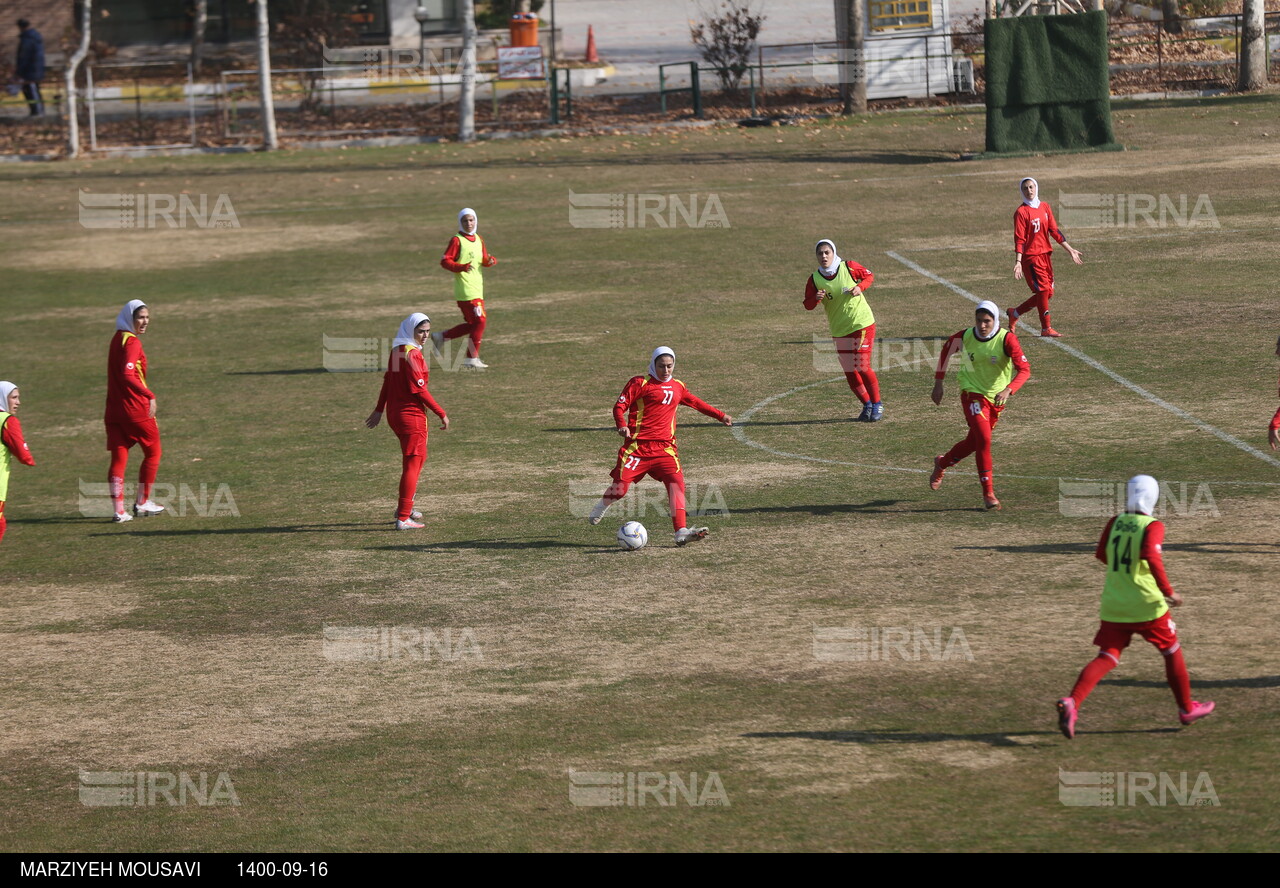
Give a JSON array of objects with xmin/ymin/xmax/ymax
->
[{"xmin": 617, "ymin": 521, "xmax": 648, "ymax": 550}]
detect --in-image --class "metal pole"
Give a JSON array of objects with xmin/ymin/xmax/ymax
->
[
  {"xmin": 749, "ymin": 66, "xmax": 755, "ymax": 115},
  {"xmin": 187, "ymin": 63, "xmax": 196, "ymax": 147},
  {"xmin": 691, "ymin": 61, "xmax": 702, "ymax": 118},
  {"xmin": 659, "ymin": 64, "xmax": 666, "ymax": 113},
  {"xmin": 551, "ymin": 0, "xmax": 557, "ymax": 63},
  {"xmin": 87, "ymin": 66, "xmax": 97, "ymax": 151},
  {"xmin": 550, "ymin": 68, "xmax": 558, "ymax": 124}
]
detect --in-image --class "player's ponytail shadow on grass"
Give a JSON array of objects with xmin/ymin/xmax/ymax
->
[
  {"xmin": 1102, "ymin": 675, "xmax": 1280, "ymax": 689},
  {"xmin": 743, "ymin": 728, "xmax": 1177, "ymax": 748}
]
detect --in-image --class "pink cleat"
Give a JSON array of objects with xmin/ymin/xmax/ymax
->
[
  {"xmin": 1056, "ymin": 697, "xmax": 1078, "ymax": 739},
  {"xmin": 929, "ymin": 455, "xmax": 947, "ymax": 490},
  {"xmin": 1179, "ymin": 700, "xmax": 1215, "ymax": 726}
]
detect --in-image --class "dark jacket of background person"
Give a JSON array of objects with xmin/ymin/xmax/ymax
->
[{"xmin": 16, "ymin": 23, "xmax": 44, "ymax": 82}]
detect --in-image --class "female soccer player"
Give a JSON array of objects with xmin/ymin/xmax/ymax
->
[
  {"xmin": 804, "ymin": 239, "xmax": 882, "ymax": 421},
  {"xmin": 105, "ymin": 299, "xmax": 163, "ymax": 522},
  {"xmin": 586, "ymin": 347, "xmax": 733, "ymax": 546},
  {"xmin": 366, "ymin": 312, "xmax": 449, "ymax": 530},
  {"xmin": 1269, "ymin": 335, "xmax": 1279, "ymax": 451},
  {"xmin": 434, "ymin": 207, "xmax": 497, "ymax": 370},
  {"xmin": 1007, "ymin": 177, "xmax": 1082, "ymax": 338},
  {"xmin": 1055, "ymin": 474, "xmax": 1215, "ymax": 739},
  {"xmin": 0, "ymin": 381, "xmax": 36, "ymax": 544},
  {"xmin": 929, "ymin": 300, "xmax": 1030, "ymax": 510}
]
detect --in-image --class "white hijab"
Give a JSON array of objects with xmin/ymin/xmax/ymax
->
[
  {"xmin": 648, "ymin": 346, "xmax": 675, "ymax": 382},
  {"xmin": 116, "ymin": 299, "xmax": 147, "ymax": 334},
  {"xmin": 974, "ymin": 300, "xmax": 1002, "ymax": 341},
  {"xmin": 1126, "ymin": 474, "xmax": 1159, "ymax": 515},
  {"xmin": 0, "ymin": 381, "xmax": 16, "ymax": 415},
  {"xmin": 1020, "ymin": 177, "xmax": 1040, "ymax": 209},
  {"xmin": 815, "ymin": 238, "xmax": 842, "ymax": 277},
  {"xmin": 458, "ymin": 207, "xmax": 478, "ymax": 235},
  {"xmin": 392, "ymin": 312, "xmax": 430, "ymax": 351}
]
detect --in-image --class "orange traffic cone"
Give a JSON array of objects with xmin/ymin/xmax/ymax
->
[{"xmin": 585, "ymin": 25, "xmax": 599, "ymax": 63}]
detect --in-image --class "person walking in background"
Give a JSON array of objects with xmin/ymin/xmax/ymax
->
[
  {"xmin": 15, "ymin": 19, "xmax": 44, "ymax": 116},
  {"xmin": 435, "ymin": 208, "xmax": 497, "ymax": 370},
  {"xmin": 804, "ymin": 239, "xmax": 883, "ymax": 422},
  {"xmin": 367, "ymin": 312, "xmax": 449, "ymax": 530},
  {"xmin": 929, "ymin": 301, "xmax": 1031, "ymax": 511},
  {"xmin": 0, "ymin": 381, "xmax": 36, "ymax": 544},
  {"xmin": 1007, "ymin": 177, "xmax": 1082, "ymax": 338},
  {"xmin": 1056, "ymin": 474, "xmax": 1216, "ymax": 739},
  {"xmin": 105, "ymin": 300, "xmax": 164, "ymax": 522}
]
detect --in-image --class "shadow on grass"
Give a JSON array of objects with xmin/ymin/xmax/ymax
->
[
  {"xmin": 370, "ymin": 539, "xmax": 610, "ymax": 552},
  {"xmin": 956, "ymin": 542, "xmax": 1096, "ymax": 555},
  {"xmin": 224, "ymin": 368, "xmax": 330, "ymax": 376},
  {"xmin": 88, "ymin": 522, "xmax": 373, "ymax": 537},
  {"xmin": 743, "ymin": 727, "xmax": 1177, "ymax": 747},
  {"xmin": 731, "ymin": 500, "xmax": 983, "ymax": 516},
  {"xmin": 780, "ymin": 336, "xmax": 950, "ymax": 345},
  {"xmin": 543, "ymin": 421, "xmax": 793, "ymax": 433},
  {"xmin": 1103, "ymin": 675, "xmax": 1280, "ymax": 689}
]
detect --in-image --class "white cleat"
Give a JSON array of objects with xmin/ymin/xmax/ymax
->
[
  {"xmin": 675, "ymin": 526, "xmax": 709, "ymax": 547},
  {"xmin": 587, "ymin": 499, "xmax": 610, "ymax": 526},
  {"xmin": 113, "ymin": 511, "xmax": 134, "ymax": 523},
  {"xmin": 429, "ymin": 330, "xmax": 445, "ymax": 355},
  {"xmin": 395, "ymin": 519, "xmax": 425, "ymax": 530},
  {"xmin": 133, "ymin": 500, "xmax": 165, "ymax": 517},
  {"xmin": 462, "ymin": 357, "xmax": 489, "ymax": 369}
]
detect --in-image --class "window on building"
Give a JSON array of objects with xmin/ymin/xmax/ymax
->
[{"xmin": 869, "ymin": 0, "xmax": 933, "ymax": 32}]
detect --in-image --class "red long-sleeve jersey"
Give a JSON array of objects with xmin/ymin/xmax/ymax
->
[
  {"xmin": 1013, "ymin": 202, "xmax": 1066, "ymax": 256},
  {"xmin": 613, "ymin": 376, "xmax": 726, "ymax": 456},
  {"xmin": 1272, "ymin": 373, "xmax": 1280, "ymax": 431},
  {"xmin": 375, "ymin": 346, "xmax": 446, "ymax": 420},
  {"xmin": 1095, "ymin": 516, "xmax": 1173, "ymax": 596},
  {"xmin": 104, "ymin": 331, "xmax": 154, "ymax": 423},
  {"xmin": 934, "ymin": 328, "xmax": 1032, "ymax": 395},
  {"xmin": 803, "ymin": 260, "xmax": 875, "ymax": 310},
  {"xmin": 2, "ymin": 416, "xmax": 35, "ymax": 467},
  {"xmin": 440, "ymin": 234, "xmax": 497, "ymax": 273}
]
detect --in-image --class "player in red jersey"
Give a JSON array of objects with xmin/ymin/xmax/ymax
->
[
  {"xmin": 1269, "ymin": 335, "xmax": 1279, "ymax": 451},
  {"xmin": 1007, "ymin": 177, "xmax": 1082, "ymax": 338},
  {"xmin": 587, "ymin": 347, "xmax": 733, "ymax": 546},
  {"xmin": 366, "ymin": 312, "xmax": 450, "ymax": 530},
  {"xmin": 105, "ymin": 300, "xmax": 163, "ymax": 522},
  {"xmin": 804, "ymin": 239, "xmax": 882, "ymax": 421},
  {"xmin": 1055, "ymin": 475, "xmax": 1215, "ymax": 739},
  {"xmin": 0, "ymin": 381, "xmax": 36, "ymax": 545},
  {"xmin": 929, "ymin": 300, "xmax": 1031, "ymax": 510},
  {"xmin": 434, "ymin": 208, "xmax": 498, "ymax": 370}
]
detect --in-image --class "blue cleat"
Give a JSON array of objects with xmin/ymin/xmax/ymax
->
[
  {"xmin": 855, "ymin": 402, "xmax": 873, "ymax": 422},
  {"xmin": 868, "ymin": 402, "xmax": 884, "ymax": 422}
]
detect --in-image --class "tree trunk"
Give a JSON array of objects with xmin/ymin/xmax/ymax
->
[
  {"xmin": 1160, "ymin": 0, "xmax": 1182, "ymax": 35},
  {"xmin": 459, "ymin": 0, "xmax": 478, "ymax": 142},
  {"xmin": 192, "ymin": 0, "xmax": 209, "ymax": 71},
  {"xmin": 256, "ymin": 0, "xmax": 279, "ymax": 150},
  {"xmin": 1238, "ymin": 0, "xmax": 1267, "ymax": 91},
  {"xmin": 841, "ymin": 0, "xmax": 866, "ymax": 115},
  {"xmin": 65, "ymin": 0, "xmax": 92, "ymax": 159}
]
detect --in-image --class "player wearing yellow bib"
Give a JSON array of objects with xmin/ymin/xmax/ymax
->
[
  {"xmin": 0, "ymin": 381, "xmax": 36, "ymax": 545},
  {"xmin": 803, "ymin": 239, "xmax": 882, "ymax": 421},
  {"xmin": 435, "ymin": 208, "xmax": 497, "ymax": 370},
  {"xmin": 929, "ymin": 301, "xmax": 1030, "ymax": 510},
  {"xmin": 1055, "ymin": 475, "xmax": 1216, "ymax": 739}
]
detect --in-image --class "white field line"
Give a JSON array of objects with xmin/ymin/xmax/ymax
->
[
  {"xmin": 730, "ymin": 376, "xmax": 1280, "ymax": 485},
  {"xmin": 885, "ymin": 249, "xmax": 1280, "ymax": 470}
]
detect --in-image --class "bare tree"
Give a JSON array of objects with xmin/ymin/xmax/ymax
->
[
  {"xmin": 1238, "ymin": 0, "xmax": 1267, "ymax": 91},
  {"xmin": 1160, "ymin": 0, "xmax": 1182, "ymax": 35},
  {"xmin": 192, "ymin": 0, "xmax": 209, "ymax": 70},
  {"xmin": 459, "ymin": 0, "xmax": 478, "ymax": 141},
  {"xmin": 836, "ymin": 0, "xmax": 866, "ymax": 114},
  {"xmin": 689, "ymin": 1, "xmax": 766, "ymax": 92},
  {"xmin": 65, "ymin": 0, "xmax": 92, "ymax": 158},
  {"xmin": 255, "ymin": 0, "xmax": 279, "ymax": 150}
]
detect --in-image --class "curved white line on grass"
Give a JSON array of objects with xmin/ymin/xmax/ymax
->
[
  {"xmin": 886, "ymin": 250, "xmax": 1280, "ymax": 470},
  {"xmin": 732, "ymin": 376, "xmax": 1280, "ymax": 486}
]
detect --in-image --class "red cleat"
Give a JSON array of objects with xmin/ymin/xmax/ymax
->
[
  {"xmin": 929, "ymin": 455, "xmax": 947, "ymax": 490},
  {"xmin": 1056, "ymin": 697, "xmax": 1078, "ymax": 739},
  {"xmin": 1179, "ymin": 700, "xmax": 1216, "ymax": 726},
  {"xmin": 983, "ymin": 493, "xmax": 1001, "ymax": 510},
  {"xmin": 1040, "ymin": 328, "xmax": 1063, "ymax": 338},
  {"xmin": 1006, "ymin": 306, "xmax": 1019, "ymax": 331}
]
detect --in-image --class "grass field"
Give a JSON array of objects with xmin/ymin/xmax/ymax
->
[{"xmin": 1, "ymin": 93, "xmax": 1278, "ymax": 852}]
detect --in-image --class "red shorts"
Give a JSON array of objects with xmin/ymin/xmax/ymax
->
[
  {"xmin": 1020, "ymin": 253, "xmax": 1055, "ymax": 297},
  {"xmin": 105, "ymin": 417, "xmax": 160, "ymax": 451},
  {"xmin": 389, "ymin": 412, "xmax": 427, "ymax": 457},
  {"xmin": 458, "ymin": 299, "xmax": 485, "ymax": 321},
  {"xmin": 834, "ymin": 323, "xmax": 875, "ymax": 374},
  {"xmin": 960, "ymin": 390, "xmax": 1005, "ymax": 428},
  {"xmin": 1092, "ymin": 611, "xmax": 1178, "ymax": 656},
  {"xmin": 611, "ymin": 445, "xmax": 682, "ymax": 485}
]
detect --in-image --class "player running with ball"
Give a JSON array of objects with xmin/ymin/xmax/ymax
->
[
  {"xmin": 1056, "ymin": 474, "xmax": 1215, "ymax": 739},
  {"xmin": 929, "ymin": 301, "xmax": 1030, "ymax": 511},
  {"xmin": 587, "ymin": 347, "xmax": 733, "ymax": 546}
]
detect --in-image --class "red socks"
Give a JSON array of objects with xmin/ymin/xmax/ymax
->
[
  {"xmin": 1163, "ymin": 647, "xmax": 1193, "ymax": 712},
  {"xmin": 843, "ymin": 372, "xmax": 869, "ymax": 403},
  {"xmin": 1070, "ymin": 654, "xmax": 1118, "ymax": 707},
  {"xmin": 397, "ymin": 453, "xmax": 424, "ymax": 520}
]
